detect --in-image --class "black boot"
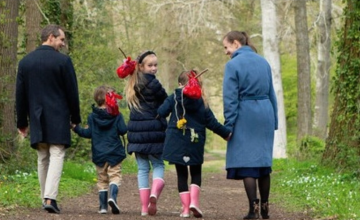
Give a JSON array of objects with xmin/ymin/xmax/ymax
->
[
  {"xmin": 44, "ymin": 198, "xmax": 61, "ymax": 214},
  {"xmin": 108, "ymin": 184, "xmax": 120, "ymax": 214},
  {"xmin": 98, "ymin": 191, "xmax": 108, "ymax": 214},
  {"xmin": 260, "ymin": 201, "xmax": 269, "ymax": 219},
  {"xmin": 243, "ymin": 199, "xmax": 259, "ymax": 219}
]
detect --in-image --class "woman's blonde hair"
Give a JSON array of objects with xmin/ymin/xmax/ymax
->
[
  {"xmin": 124, "ymin": 51, "xmax": 156, "ymax": 111},
  {"xmin": 178, "ymin": 70, "xmax": 209, "ymax": 108}
]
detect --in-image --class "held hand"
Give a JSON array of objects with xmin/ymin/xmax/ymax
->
[
  {"xmin": 225, "ymin": 133, "xmax": 232, "ymax": 141},
  {"xmin": 18, "ymin": 127, "xmax": 29, "ymax": 138},
  {"xmin": 70, "ymin": 123, "xmax": 77, "ymax": 130}
]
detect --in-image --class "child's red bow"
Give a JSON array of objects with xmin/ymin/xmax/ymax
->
[
  {"xmin": 116, "ymin": 57, "xmax": 136, "ymax": 79},
  {"xmin": 183, "ymin": 71, "xmax": 202, "ymax": 99},
  {"xmin": 105, "ymin": 92, "xmax": 123, "ymax": 116}
]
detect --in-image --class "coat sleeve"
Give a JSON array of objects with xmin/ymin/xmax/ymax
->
[
  {"xmin": 117, "ymin": 114, "xmax": 128, "ymax": 136},
  {"xmin": 157, "ymin": 95, "xmax": 174, "ymax": 118},
  {"xmin": 222, "ymin": 62, "xmax": 239, "ymax": 132},
  {"xmin": 153, "ymin": 79, "xmax": 168, "ymax": 103},
  {"xmin": 63, "ymin": 57, "xmax": 81, "ymax": 124},
  {"xmin": 205, "ymin": 107, "xmax": 231, "ymax": 139},
  {"xmin": 268, "ymin": 66, "xmax": 278, "ymax": 130},
  {"xmin": 15, "ymin": 65, "xmax": 29, "ymax": 128},
  {"xmin": 73, "ymin": 115, "xmax": 92, "ymax": 138}
]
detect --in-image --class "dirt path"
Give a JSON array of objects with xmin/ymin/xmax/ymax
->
[{"xmin": 1, "ymin": 167, "xmax": 311, "ymax": 220}]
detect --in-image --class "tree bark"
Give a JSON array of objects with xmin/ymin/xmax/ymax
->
[
  {"xmin": 313, "ymin": 0, "xmax": 332, "ymax": 139},
  {"xmin": 323, "ymin": 0, "xmax": 360, "ymax": 169},
  {"xmin": 261, "ymin": 0, "xmax": 287, "ymax": 158},
  {"xmin": 25, "ymin": 0, "xmax": 42, "ymax": 52},
  {"xmin": 294, "ymin": 0, "xmax": 312, "ymax": 142},
  {"xmin": 0, "ymin": 0, "xmax": 20, "ymax": 160}
]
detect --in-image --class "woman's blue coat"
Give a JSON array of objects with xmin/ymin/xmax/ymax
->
[
  {"xmin": 73, "ymin": 105, "xmax": 127, "ymax": 167},
  {"xmin": 158, "ymin": 89, "xmax": 231, "ymax": 166},
  {"xmin": 223, "ymin": 46, "xmax": 278, "ymax": 169},
  {"xmin": 127, "ymin": 74, "xmax": 168, "ymax": 155}
]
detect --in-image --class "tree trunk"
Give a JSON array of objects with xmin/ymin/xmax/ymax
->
[
  {"xmin": 313, "ymin": 0, "xmax": 332, "ymax": 139},
  {"xmin": 323, "ymin": 0, "xmax": 360, "ymax": 169},
  {"xmin": 156, "ymin": 6, "xmax": 180, "ymax": 92},
  {"xmin": 260, "ymin": 0, "xmax": 287, "ymax": 158},
  {"xmin": 59, "ymin": 0, "xmax": 73, "ymax": 52},
  {"xmin": 294, "ymin": 0, "xmax": 312, "ymax": 142},
  {"xmin": 0, "ymin": 0, "xmax": 20, "ymax": 160},
  {"xmin": 25, "ymin": 0, "xmax": 42, "ymax": 52}
]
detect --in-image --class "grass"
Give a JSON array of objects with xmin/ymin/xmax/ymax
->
[
  {"xmin": 0, "ymin": 162, "xmax": 94, "ymax": 209},
  {"xmin": 202, "ymin": 149, "xmax": 226, "ymax": 173},
  {"xmin": 272, "ymin": 158, "xmax": 360, "ymax": 220},
  {"xmin": 0, "ymin": 154, "xmax": 138, "ymax": 210}
]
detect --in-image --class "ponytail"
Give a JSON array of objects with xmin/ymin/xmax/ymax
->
[{"xmin": 223, "ymin": 31, "xmax": 257, "ymax": 53}]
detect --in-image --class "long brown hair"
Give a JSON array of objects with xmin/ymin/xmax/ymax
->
[{"xmin": 223, "ymin": 31, "xmax": 257, "ymax": 53}]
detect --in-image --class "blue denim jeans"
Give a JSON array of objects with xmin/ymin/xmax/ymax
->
[{"xmin": 135, "ymin": 153, "xmax": 165, "ymax": 189}]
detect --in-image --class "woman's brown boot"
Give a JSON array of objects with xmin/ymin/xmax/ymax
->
[
  {"xmin": 243, "ymin": 199, "xmax": 259, "ymax": 219},
  {"xmin": 260, "ymin": 201, "xmax": 269, "ymax": 219}
]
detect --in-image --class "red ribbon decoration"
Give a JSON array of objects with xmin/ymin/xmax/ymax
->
[
  {"xmin": 105, "ymin": 92, "xmax": 123, "ymax": 116},
  {"xmin": 116, "ymin": 57, "xmax": 136, "ymax": 79},
  {"xmin": 183, "ymin": 70, "xmax": 202, "ymax": 99}
]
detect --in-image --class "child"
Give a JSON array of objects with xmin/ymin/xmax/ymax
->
[
  {"xmin": 122, "ymin": 50, "xmax": 168, "ymax": 216},
  {"xmin": 157, "ymin": 70, "xmax": 231, "ymax": 218},
  {"xmin": 72, "ymin": 85, "xmax": 127, "ymax": 214}
]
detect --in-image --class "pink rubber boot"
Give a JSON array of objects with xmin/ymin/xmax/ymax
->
[
  {"xmin": 179, "ymin": 191, "xmax": 190, "ymax": 218},
  {"xmin": 139, "ymin": 188, "xmax": 150, "ymax": 216},
  {"xmin": 189, "ymin": 184, "xmax": 203, "ymax": 218},
  {"xmin": 148, "ymin": 178, "xmax": 165, "ymax": 215}
]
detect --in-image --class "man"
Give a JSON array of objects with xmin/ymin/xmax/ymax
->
[{"xmin": 16, "ymin": 24, "xmax": 81, "ymax": 214}]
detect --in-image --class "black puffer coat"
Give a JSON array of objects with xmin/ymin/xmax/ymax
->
[{"xmin": 127, "ymin": 74, "xmax": 168, "ymax": 155}]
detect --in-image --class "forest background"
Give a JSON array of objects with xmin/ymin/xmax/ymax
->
[{"xmin": 1, "ymin": 0, "xmax": 360, "ymax": 219}]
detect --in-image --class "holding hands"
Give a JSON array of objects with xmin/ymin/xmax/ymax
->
[
  {"xmin": 225, "ymin": 133, "xmax": 232, "ymax": 141},
  {"xmin": 18, "ymin": 127, "xmax": 29, "ymax": 138}
]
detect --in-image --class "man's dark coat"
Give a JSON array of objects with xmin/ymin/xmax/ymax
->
[{"xmin": 16, "ymin": 45, "xmax": 81, "ymax": 148}]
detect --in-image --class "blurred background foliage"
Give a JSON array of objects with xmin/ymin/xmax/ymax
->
[{"xmin": 1, "ymin": 0, "xmax": 344, "ymax": 172}]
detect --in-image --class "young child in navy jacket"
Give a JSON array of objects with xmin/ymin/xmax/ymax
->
[
  {"xmin": 73, "ymin": 85, "xmax": 127, "ymax": 215},
  {"xmin": 157, "ymin": 70, "xmax": 231, "ymax": 218}
]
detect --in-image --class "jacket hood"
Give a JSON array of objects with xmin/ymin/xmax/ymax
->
[
  {"xmin": 174, "ymin": 88, "xmax": 202, "ymax": 113},
  {"xmin": 91, "ymin": 105, "xmax": 117, "ymax": 129}
]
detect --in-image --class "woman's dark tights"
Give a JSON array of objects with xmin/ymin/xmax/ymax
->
[
  {"xmin": 243, "ymin": 175, "xmax": 270, "ymax": 202},
  {"xmin": 175, "ymin": 164, "xmax": 202, "ymax": 193},
  {"xmin": 258, "ymin": 174, "xmax": 270, "ymax": 202}
]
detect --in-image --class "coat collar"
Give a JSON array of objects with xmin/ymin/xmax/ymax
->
[
  {"xmin": 36, "ymin": 45, "xmax": 56, "ymax": 51},
  {"xmin": 231, "ymin": 46, "xmax": 253, "ymax": 59}
]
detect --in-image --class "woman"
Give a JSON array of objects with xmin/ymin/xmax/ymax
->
[{"xmin": 222, "ymin": 31, "xmax": 278, "ymax": 219}]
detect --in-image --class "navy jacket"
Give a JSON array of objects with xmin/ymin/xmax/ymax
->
[
  {"xmin": 127, "ymin": 74, "xmax": 168, "ymax": 155},
  {"xmin": 74, "ymin": 105, "xmax": 127, "ymax": 167},
  {"xmin": 16, "ymin": 45, "xmax": 81, "ymax": 148},
  {"xmin": 158, "ymin": 88, "xmax": 231, "ymax": 165}
]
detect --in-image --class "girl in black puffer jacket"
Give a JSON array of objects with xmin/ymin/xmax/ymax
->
[{"xmin": 123, "ymin": 51, "xmax": 168, "ymax": 216}]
